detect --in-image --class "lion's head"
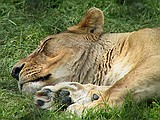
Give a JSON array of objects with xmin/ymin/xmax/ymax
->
[{"xmin": 11, "ymin": 7, "xmax": 105, "ymax": 94}]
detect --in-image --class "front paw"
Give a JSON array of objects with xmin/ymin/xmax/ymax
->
[{"xmin": 34, "ymin": 87, "xmax": 73, "ymax": 110}]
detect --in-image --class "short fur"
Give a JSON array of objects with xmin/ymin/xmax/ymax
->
[{"xmin": 12, "ymin": 7, "xmax": 160, "ymax": 116}]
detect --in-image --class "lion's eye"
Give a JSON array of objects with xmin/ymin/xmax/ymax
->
[{"xmin": 92, "ymin": 94, "xmax": 99, "ymax": 100}]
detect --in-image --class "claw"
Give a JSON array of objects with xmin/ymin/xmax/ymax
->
[{"xmin": 93, "ymin": 94, "xmax": 99, "ymax": 100}]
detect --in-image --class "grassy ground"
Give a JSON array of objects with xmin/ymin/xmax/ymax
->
[{"xmin": 0, "ymin": 0, "xmax": 160, "ymax": 119}]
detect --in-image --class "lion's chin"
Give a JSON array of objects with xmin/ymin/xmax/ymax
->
[
  {"xmin": 19, "ymin": 74, "xmax": 71, "ymax": 94},
  {"xmin": 18, "ymin": 74, "xmax": 53, "ymax": 94},
  {"xmin": 20, "ymin": 82, "xmax": 49, "ymax": 95}
]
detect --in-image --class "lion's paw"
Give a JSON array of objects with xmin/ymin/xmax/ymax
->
[
  {"xmin": 34, "ymin": 85, "xmax": 73, "ymax": 110},
  {"xmin": 34, "ymin": 82, "xmax": 103, "ymax": 115}
]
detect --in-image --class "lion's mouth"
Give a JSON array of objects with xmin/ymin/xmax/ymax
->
[
  {"xmin": 20, "ymin": 74, "xmax": 51, "ymax": 90},
  {"xmin": 30, "ymin": 74, "xmax": 51, "ymax": 83}
]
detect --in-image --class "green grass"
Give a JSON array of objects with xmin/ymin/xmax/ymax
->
[{"xmin": 0, "ymin": 0, "xmax": 160, "ymax": 119}]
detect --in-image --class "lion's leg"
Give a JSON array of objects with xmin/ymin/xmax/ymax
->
[
  {"xmin": 34, "ymin": 81, "xmax": 110, "ymax": 111},
  {"xmin": 67, "ymin": 56, "xmax": 160, "ymax": 115},
  {"xmin": 102, "ymin": 56, "xmax": 160, "ymax": 107}
]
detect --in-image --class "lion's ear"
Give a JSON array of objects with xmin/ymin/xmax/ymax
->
[{"xmin": 67, "ymin": 7, "xmax": 104, "ymax": 36}]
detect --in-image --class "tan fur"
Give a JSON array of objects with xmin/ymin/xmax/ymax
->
[{"xmin": 12, "ymin": 7, "xmax": 160, "ymax": 115}]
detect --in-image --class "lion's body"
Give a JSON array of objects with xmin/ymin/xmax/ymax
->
[{"xmin": 12, "ymin": 8, "xmax": 160, "ymax": 115}]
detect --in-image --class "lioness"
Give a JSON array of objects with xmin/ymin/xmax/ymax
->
[{"xmin": 12, "ymin": 7, "xmax": 160, "ymax": 116}]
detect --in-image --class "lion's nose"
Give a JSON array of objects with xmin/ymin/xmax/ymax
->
[{"xmin": 11, "ymin": 64, "xmax": 25, "ymax": 80}]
